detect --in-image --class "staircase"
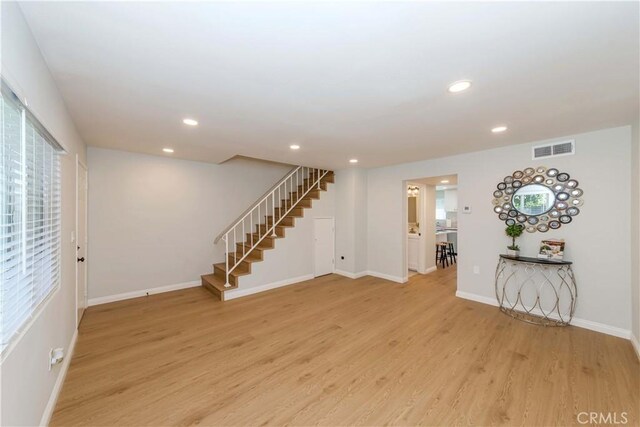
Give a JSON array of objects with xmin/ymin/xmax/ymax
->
[{"xmin": 201, "ymin": 167, "xmax": 334, "ymax": 301}]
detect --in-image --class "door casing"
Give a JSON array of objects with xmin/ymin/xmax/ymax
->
[{"xmin": 75, "ymin": 155, "xmax": 88, "ymax": 326}]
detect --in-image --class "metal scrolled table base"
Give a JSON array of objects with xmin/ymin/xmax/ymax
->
[{"xmin": 495, "ymin": 255, "xmax": 577, "ymax": 327}]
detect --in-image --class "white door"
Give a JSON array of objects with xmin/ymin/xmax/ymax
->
[
  {"xmin": 314, "ymin": 218, "xmax": 334, "ymax": 277},
  {"xmin": 76, "ymin": 158, "xmax": 88, "ymax": 326}
]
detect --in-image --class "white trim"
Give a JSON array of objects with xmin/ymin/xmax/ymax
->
[
  {"xmin": 224, "ymin": 274, "xmax": 315, "ymax": 300},
  {"xmin": 455, "ymin": 290, "xmax": 499, "ymax": 307},
  {"xmin": 88, "ymin": 281, "xmax": 200, "ymax": 306},
  {"xmin": 569, "ymin": 318, "xmax": 631, "ymax": 340},
  {"xmin": 335, "ymin": 269, "xmax": 415, "ymax": 282},
  {"xmin": 423, "ymin": 266, "xmax": 437, "ymax": 275},
  {"xmin": 455, "ymin": 290, "xmax": 632, "ymax": 339},
  {"xmin": 631, "ymin": 334, "xmax": 640, "ymax": 361},
  {"xmin": 366, "ymin": 270, "xmax": 406, "ymax": 284},
  {"xmin": 334, "ymin": 270, "xmax": 367, "ymax": 279},
  {"xmin": 75, "ymin": 155, "xmax": 88, "ymax": 327},
  {"xmin": 417, "ymin": 183, "xmax": 427, "ymax": 274},
  {"xmin": 75, "ymin": 154, "xmax": 79, "ymax": 326},
  {"xmin": 39, "ymin": 328, "xmax": 78, "ymax": 427}
]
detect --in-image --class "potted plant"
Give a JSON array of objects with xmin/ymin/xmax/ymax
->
[{"xmin": 505, "ymin": 224, "xmax": 524, "ymax": 257}]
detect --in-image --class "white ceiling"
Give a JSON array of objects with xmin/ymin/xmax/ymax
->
[{"xmin": 19, "ymin": 1, "xmax": 639, "ymax": 169}]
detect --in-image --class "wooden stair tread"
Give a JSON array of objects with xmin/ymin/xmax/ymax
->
[
  {"xmin": 259, "ymin": 223, "xmax": 292, "ymax": 228},
  {"xmin": 274, "ymin": 207, "xmax": 304, "ymax": 217},
  {"xmin": 235, "ymin": 244, "xmax": 269, "ymax": 260},
  {"xmin": 236, "ymin": 242, "xmax": 265, "ymax": 251},
  {"xmin": 247, "ymin": 232, "xmax": 280, "ymax": 239},
  {"xmin": 230, "ymin": 250, "xmax": 262, "ymax": 261},
  {"xmin": 214, "ymin": 262, "xmax": 251, "ymax": 277},
  {"xmin": 201, "ymin": 273, "xmax": 236, "ymax": 292},
  {"xmin": 201, "ymin": 273, "xmax": 235, "ymax": 301},
  {"xmin": 225, "ymin": 256, "xmax": 255, "ymax": 269},
  {"xmin": 263, "ymin": 216, "xmax": 295, "ymax": 228}
]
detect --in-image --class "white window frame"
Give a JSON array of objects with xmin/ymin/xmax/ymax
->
[{"xmin": 1, "ymin": 80, "xmax": 66, "ymax": 359}]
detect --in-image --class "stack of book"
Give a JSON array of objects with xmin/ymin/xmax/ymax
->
[{"xmin": 538, "ymin": 239, "xmax": 565, "ymax": 261}]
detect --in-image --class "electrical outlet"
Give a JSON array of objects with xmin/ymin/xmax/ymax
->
[
  {"xmin": 49, "ymin": 347, "xmax": 64, "ymax": 371},
  {"xmin": 473, "ymin": 265, "xmax": 480, "ymax": 275}
]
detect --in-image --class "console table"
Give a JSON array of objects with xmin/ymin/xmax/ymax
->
[{"xmin": 495, "ymin": 254, "xmax": 577, "ymax": 326}]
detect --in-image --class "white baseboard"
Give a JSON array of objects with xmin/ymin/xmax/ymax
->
[
  {"xmin": 40, "ymin": 328, "xmax": 78, "ymax": 426},
  {"xmin": 455, "ymin": 290, "xmax": 632, "ymax": 340},
  {"xmin": 422, "ymin": 266, "xmax": 437, "ymax": 275},
  {"xmin": 334, "ymin": 269, "xmax": 367, "ymax": 279},
  {"xmin": 336, "ymin": 269, "xmax": 413, "ymax": 283},
  {"xmin": 88, "ymin": 280, "xmax": 201, "ymax": 306},
  {"xmin": 456, "ymin": 290, "xmax": 498, "ymax": 307},
  {"xmin": 366, "ymin": 270, "xmax": 406, "ymax": 284},
  {"xmin": 336, "ymin": 269, "xmax": 411, "ymax": 283},
  {"xmin": 631, "ymin": 334, "xmax": 640, "ymax": 361},
  {"xmin": 569, "ymin": 318, "xmax": 631, "ymax": 339},
  {"xmin": 225, "ymin": 274, "xmax": 315, "ymax": 300}
]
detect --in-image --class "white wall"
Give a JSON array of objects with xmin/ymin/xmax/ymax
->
[
  {"xmin": 227, "ymin": 181, "xmax": 335, "ymax": 296},
  {"xmin": 366, "ymin": 126, "xmax": 633, "ymax": 333},
  {"xmin": 1, "ymin": 3, "xmax": 87, "ymax": 425},
  {"xmin": 87, "ymin": 148, "xmax": 292, "ymax": 300},
  {"xmin": 334, "ymin": 169, "xmax": 368, "ymax": 276},
  {"xmin": 631, "ymin": 119, "xmax": 639, "ymax": 350}
]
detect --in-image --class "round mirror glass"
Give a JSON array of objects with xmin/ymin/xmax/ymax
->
[{"xmin": 511, "ymin": 184, "xmax": 556, "ymax": 216}]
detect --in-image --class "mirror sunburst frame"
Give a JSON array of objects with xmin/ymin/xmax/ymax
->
[{"xmin": 491, "ymin": 166, "xmax": 584, "ymax": 233}]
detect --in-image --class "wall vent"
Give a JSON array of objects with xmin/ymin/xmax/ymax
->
[{"xmin": 532, "ymin": 140, "xmax": 575, "ymax": 160}]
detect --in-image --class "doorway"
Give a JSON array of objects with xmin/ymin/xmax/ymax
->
[
  {"xmin": 76, "ymin": 156, "xmax": 88, "ymax": 326},
  {"xmin": 405, "ymin": 174, "xmax": 458, "ymax": 280},
  {"xmin": 314, "ymin": 217, "xmax": 335, "ymax": 277}
]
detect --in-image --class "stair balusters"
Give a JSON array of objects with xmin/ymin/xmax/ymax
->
[{"xmin": 214, "ymin": 167, "xmax": 330, "ymax": 287}]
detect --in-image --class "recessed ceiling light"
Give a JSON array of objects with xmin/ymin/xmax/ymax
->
[
  {"xmin": 447, "ymin": 80, "xmax": 472, "ymax": 93},
  {"xmin": 163, "ymin": 148, "xmax": 174, "ymax": 153},
  {"xmin": 182, "ymin": 118, "xmax": 198, "ymax": 126},
  {"xmin": 289, "ymin": 144, "xmax": 300, "ymax": 150},
  {"xmin": 349, "ymin": 159, "xmax": 358, "ymax": 164},
  {"xmin": 491, "ymin": 126, "xmax": 508, "ymax": 133},
  {"xmin": 441, "ymin": 180, "xmax": 449, "ymax": 184}
]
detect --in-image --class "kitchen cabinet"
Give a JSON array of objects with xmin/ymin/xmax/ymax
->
[{"xmin": 444, "ymin": 189, "xmax": 457, "ymax": 212}]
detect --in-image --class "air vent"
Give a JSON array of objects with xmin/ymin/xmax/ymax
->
[
  {"xmin": 532, "ymin": 140, "xmax": 575, "ymax": 160},
  {"xmin": 533, "ymin": 145, "xmax": 552, "ymax": 158}
]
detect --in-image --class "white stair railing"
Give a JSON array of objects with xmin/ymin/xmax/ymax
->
[{"xmin": 214, "ymin": 167, "xmax": 330, "ymax": 287}]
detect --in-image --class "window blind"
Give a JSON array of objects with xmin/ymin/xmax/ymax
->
[{"xmin": 1, "ymin": 82, "xmax": 63, "ymax": 352}]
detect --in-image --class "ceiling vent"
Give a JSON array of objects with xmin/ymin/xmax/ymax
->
[{"xmin": 532, "ymin": 140, "xmax": 575, "ymax": 160}]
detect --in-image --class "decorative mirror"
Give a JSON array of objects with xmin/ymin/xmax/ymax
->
[
  {"xmin": 511, "ymin": 184, "xmax": 555, "ymax": 216},
  {"xmin": 492, "ymin": 167, "xmax": 584, "ymax": 232}
]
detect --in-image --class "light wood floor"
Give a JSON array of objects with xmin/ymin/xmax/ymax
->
[{"xmin": 52, "ymin": 267, "xmax": 639, "ymax": 426}]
